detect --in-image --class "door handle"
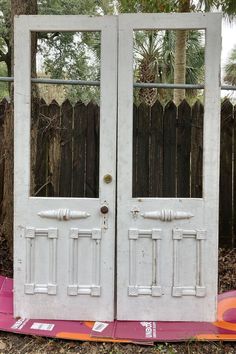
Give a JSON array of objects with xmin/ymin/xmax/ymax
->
[
  {"xmin": 103, "ymin": 174, "xmax": 112, "ymax": 184},
  {"xmin": 100, "ymin": 205, "xmax": 109, "ymax": 214}
]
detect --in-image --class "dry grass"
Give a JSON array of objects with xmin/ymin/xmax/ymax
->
[{"xmin": 0, "ymin": 333, "xmax": 236, "ymax": 354}]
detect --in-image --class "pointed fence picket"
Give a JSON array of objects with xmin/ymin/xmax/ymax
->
[{"xmin": 0, "ymin": 97, "xmax": 235, "ymax": 247}]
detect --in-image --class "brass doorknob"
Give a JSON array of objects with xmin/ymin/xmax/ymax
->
[
  {"xmin": 100, "ymin": 205, "xmax": 109, "ymax": 214},
  {"xmin": 103, "ymin": 174, "xmax": 112, "ymax": 184}
]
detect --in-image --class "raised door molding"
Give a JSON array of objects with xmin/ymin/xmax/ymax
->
[
  {"xmin": 38, "ymin": 209, "xmax": 90, "ymax": 221},
  {"xmin": 68, "ymin": 228, "xmax": 102, "ymax": 297},
  {"xmin": 172, "ymin": 228, "xmax": 206, "ymax": 297},
  {"xmin": 141, "ymin": 210, "xmax": 193, "ymax": 222},
  {"xmin": 128, "ymin": 228, "xmax": 162, "ymax": 297},
  {"xmin": 24, "ymin": 227, "xmax": 58, "ymax": 295}
]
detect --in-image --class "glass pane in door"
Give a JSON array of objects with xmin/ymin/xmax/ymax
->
[
  {"xmin": 132, "ymin": 29, "xmax": 205, "ymax": 198},
  {"xmin": 31, "ymin": 31, "xmax": 101, "ymax": 198}
]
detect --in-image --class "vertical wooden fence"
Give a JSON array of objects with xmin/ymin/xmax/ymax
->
[
  {"xmin": 0, "ymin": 98, "xmax": 235, "ymax": 247},
  {"xmin": 32, "ymin": 98, "xmax": 100, "ymax": 198},
  {"xmin": 133, "ymin": 99, "xmax": 203, "ymax": 198}
]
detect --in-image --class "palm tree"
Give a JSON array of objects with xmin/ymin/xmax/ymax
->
[
  {"xmin": 224, "ymin": 46, "xmax": 236, "ymax": 85},
  {"xmin": 134, "ymin": 29, "xmax": 205, "ymax": 105},
  {"xmin": 173, "ymin": 0, "xmax": 236, "ymax": 104},
  {"xmin": 119, "ymin": 0, "xmax": 236, "ymax": 104},
  {"xmin": 173, "ymin": 0, "xmax": 191, "ymax": 104},
  {"xmin": 134, "ymin": 31, "xmax": 161, "ymax": 106},
  {"xmin": 119, "ymin": 0, "xmax": 196, "ymax": 105}
]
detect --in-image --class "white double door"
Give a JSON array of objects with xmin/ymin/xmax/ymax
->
[{"xmin": 14, "ymin": 14, "xmax": 221, "ymax": 322}]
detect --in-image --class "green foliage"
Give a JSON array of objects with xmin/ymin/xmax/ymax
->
[
  {"xmin": 38, "ymin": 0, "xmax": 98, "ymax": 15},
  {"xmin": 0, "ymin": 0, "xmax": 115, "ymax": 104},
  {"xmin": 36, "ymin": 0, "xmax": 206, "ymax": 104},
  {"xmin": 37, "ymin": 0, "xmax": 115, "ymax": 103},
  {"xmin": 38, "ymin": 0, "xmax": 116, "ymax": 16},
  {"xmin": 38, "ymin": 30, "xmax": 101, "ymax": 104},
  {"xmin": 118, "ymin": 0, "xmax": 177, "ymax": 13},
  {"xmin": 118, "ymin": 0, "xmax": 227, "ymax": 13},
  {"xmin": 224, "ymin": 46, "xmax": 236, "ymax": 85},
  {"xmin": 0, "ymin": 61, "xmax": 9, "ymax": 98},
  {"xmin": 0, "ymin": 0, "xmax": 10, "ymax": 52},
  {"xmin": 197, "ymin": 0, "xmax": 236, "ymax": 17},
  {"xmin": 133, "ymin": 29, "xmax": 205, "ymax": 104}
]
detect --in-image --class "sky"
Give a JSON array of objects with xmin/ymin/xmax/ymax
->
[
  {"xmin": 222, "ymin": 19, "xmax": 236, "ymax": 69},
  {"xmin": 221, "ymin": 19, "xmax": 236, "ymax": 98}
]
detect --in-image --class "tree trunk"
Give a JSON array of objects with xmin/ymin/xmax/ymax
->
[
  {"xmin": 1, "ymin": 0, "xmax": 38, "ymax": 257},
  {"xmin": 173, "ymin": 30, "xmax": 187, "ymax": 104},
  {"xmin": 173, "ymin": 0, "xmax": 190, "ymax": 105}
]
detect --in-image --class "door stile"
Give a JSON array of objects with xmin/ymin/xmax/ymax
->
[{"xmin": 202, "ymin": 17, "xmax": 222, "ymax": 307}]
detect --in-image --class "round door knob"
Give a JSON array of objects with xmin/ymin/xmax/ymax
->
[
  {"xmin": 103, "ymin": 174, "xmax": 112, "ymax": 184},
  {"xmin": 100, "ymin": 205, "xmax": 109, "ymax": 214}
]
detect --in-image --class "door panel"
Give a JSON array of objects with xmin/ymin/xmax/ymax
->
[
  {"xmin": 117, "ymin": 13, "xmax": 221, "ymax": 321},
  {"xmin": 14, "ymin": 15, "xmax": 117, "ymax": 321}
]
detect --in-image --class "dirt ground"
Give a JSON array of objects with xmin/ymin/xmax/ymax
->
[{"xmin": 1, "ymin": 230, "xmax": 236, "ymax": 353}]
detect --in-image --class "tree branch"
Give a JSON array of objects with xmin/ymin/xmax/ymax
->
[{"xmin": 38, "ymin": 32, "xmax": 60, "ymax": 40}]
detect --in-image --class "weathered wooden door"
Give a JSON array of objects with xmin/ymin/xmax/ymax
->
[
  {"xmin": 14, "ymin": 16, "xmax": 117, "ymax": 321},
  {"xmin": 117, "ymin": 13, "xmax": 222, "ymax": 321},
  {"xmin": 14, "ymin": 13, "xmax": 222, "ymax": 322}
]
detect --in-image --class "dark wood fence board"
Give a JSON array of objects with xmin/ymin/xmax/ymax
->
[
  {"xmin": 191, "ymin": 100, "xmax": 203, "ymax": 198},
  {"xmin": 0, "ymin": 99, "xmax": 8, "ymax": 218},
  {"xmin": 133, "ymin": 104, "xmax": 138, "ymax": 197},
  {"xmin": 48, "ymin": 100, "xmax": 61, "ymax": 197},
  {"xmin": 135, "ymin": 103, "xmax": 150, "ymax": 197},
  {"xmin": 59, "ymin": 100, "xmax": 73, "ymax": 197},
  {"xmin": 219, "ymin": 99, "xmax": 234, "ymax": 247},
  {"xmin": 177, "ymin": 99, "xmax": 192, "ymax": 197},
  {"xmin": 34, "ymin": 99, "xmax": 49, "ymax": 197},
  {"xmin": 31, "ymin": 98, "xmax": 41, "ymax": 196},
  {"xmin": 149, "ymin": 100, "xmax": 163, "ymax": 197},
  {"xmin": 0, "ymin": 98, "xmax": 236, "ymax": 247},
  {"xmin": 163, "ymin": 101, "xmax": 177, "ymax": 197},
  {"xmin": 72, "ymin": 102, "xmax": 87, "ymax": 197},
  {"xmin": 94, "ymin": 104, "xmax": 100, "ymax": 198},
  {"xmin": 85, "ymin": 102, "xmax": 99, "ymax": 198}
]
